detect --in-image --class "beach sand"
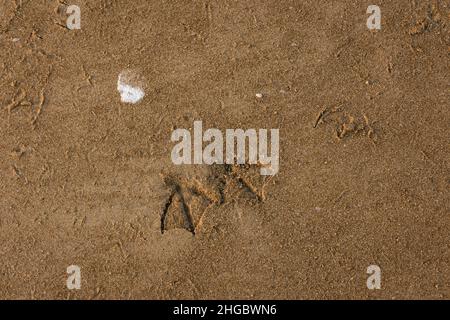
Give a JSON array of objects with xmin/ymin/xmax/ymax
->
[{"xmin": 0, "ymin": 0, "xmax": 448, "ymax": 299}]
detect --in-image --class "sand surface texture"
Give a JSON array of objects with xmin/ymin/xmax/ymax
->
[{"xmin": 0, "ymin": 0, "xmax": 449, "ymax": 299}]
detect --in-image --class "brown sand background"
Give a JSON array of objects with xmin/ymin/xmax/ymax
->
[{"xmin": 0, "ymin": 0, "xmax": 449, "ymax": 299}]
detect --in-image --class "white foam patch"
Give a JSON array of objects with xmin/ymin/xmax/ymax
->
[{"xmin": 117, "ymin": 74, "xmax": 145, "ymax": 104}]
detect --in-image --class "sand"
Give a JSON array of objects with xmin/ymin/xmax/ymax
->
[{"xmin": 0, "ymin": 0, "xmax": 448, "ymax": 299}]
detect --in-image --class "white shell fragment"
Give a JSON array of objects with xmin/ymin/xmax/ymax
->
[
  {"xmin": 117, "ymin": 72, "xmax": 145, "ymax": 104},
  {"xmin": 255, "ymin": 93, "xmax": 263, "ymax": 99}
]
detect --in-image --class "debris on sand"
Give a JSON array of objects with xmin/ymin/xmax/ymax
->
[{"xmin": 117, "ymin": 71, "xmax": 145, "ymax": 104}]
